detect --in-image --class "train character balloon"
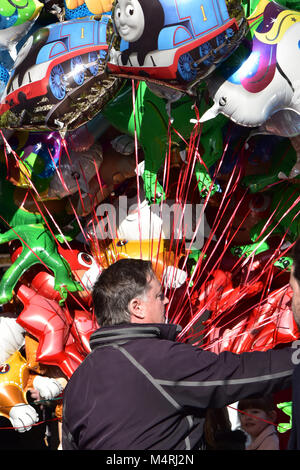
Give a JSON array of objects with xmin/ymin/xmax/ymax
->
[
  {"xmin": 0, "ymin": 15, "xmax": 122, "ymax": 132},
  {"xmin": 107, "ymin": 0, "xmax": 247, "ymax": 91}
]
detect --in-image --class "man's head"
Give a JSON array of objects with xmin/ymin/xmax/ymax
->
[
  {"xmin": 92, "ymin": 258, "xmax": 168, "ymax": 326},
  {"xmin": 290, "ymin": 238, "xmax": 300, "ymax": 328}
]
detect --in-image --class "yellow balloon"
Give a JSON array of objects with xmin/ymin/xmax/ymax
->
[{"xmin": 0, "ymin": 351, "xmax": 30, "ymax": 420}]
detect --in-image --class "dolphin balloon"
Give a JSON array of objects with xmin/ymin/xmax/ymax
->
[{"xmin": 201, "ymin": 0, "xmax": 300, "ymax": 136}]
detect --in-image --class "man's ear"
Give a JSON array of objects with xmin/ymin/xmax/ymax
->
[{"xmin": 128, "ymin": 297, "xmax": 145, "ymax": 321}]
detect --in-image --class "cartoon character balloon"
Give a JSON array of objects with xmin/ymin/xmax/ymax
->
[
  {"xmin": 200, "ymin": 0, "xmax": 300, "ymax": 136},
  {"xmin": 64, "ymin": 0, "xmax": 113, "ymax": 19},
  {"xmin": 0, "ymin": 15, "xmax": 122, "ymax": 132},
  {"xmin": 106, "ymin": 0, "xmax": 248, "ymax": 93},
  {"xmin": 0, "ymin": 0, "xmax": 43, "ymax": 60}
]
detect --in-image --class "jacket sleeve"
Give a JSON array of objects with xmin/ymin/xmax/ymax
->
[{"xmin": 157, "ymin": 342, "xmax": 295, "ymax": 410}]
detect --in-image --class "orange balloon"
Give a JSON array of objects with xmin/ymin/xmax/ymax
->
[{"xmin": 0, "ymin": 351, "xmax": 30, "ymax": 420}]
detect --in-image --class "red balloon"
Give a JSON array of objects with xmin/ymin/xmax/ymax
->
[{"xmin": 16, "ymin": 284, "xmax": 98, "ymax": 378}]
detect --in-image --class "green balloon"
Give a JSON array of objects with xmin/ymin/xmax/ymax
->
[{"xmin": 102, "ymin": 81, "xmax": 227, "ymax": 203}]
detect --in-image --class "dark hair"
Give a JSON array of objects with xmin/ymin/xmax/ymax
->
[
  {"xmin": 238, "ymin": 395, "xmax": 276, "ymax": 414},
  {"xmin": 214, "ymin": 430, "xmax": 247, "ymax": 450},
  {"xmin": 292, "ymin": 238, "xmax": 300, "ymax": 283},
  {"xmin": 92, "ymin": 258, "xmax": 154, "ymax": 326}
]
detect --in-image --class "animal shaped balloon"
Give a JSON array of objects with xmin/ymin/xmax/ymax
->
[
  {"xmin": 14, "ymin": 241, "xmax": 101, "ymax": 378},
  {"xmin": 0, "ymin": 14, "xmax": 122, "ymax": 132},
  {"xmin": 200, "ymin": 0, "xmax": 300, "ymax": 136},
  {"xmin": 0, "ymin": 316, "xmax": 63, "ymax": 432},
  {"xmin": 106, "ymin": 0, "xmax": 248, "ymax": 93}
]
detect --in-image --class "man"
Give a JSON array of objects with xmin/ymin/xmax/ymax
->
[
  {"xmin": 288, "ymin": 238, "xmax": 300, "ymax": 449},
  {"xmin": 62, "ymin": 258, "xmax": 294, "ymax": 450}
]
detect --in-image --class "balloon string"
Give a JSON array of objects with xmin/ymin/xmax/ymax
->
[
  {"xmin": 227, "ymin": 405, "xmax": 280, "ymax": 428},
  {"xmin": 0, "ymin": 416, "xmax": 60, "ymax": 431}
]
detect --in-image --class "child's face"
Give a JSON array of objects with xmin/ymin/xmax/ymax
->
[{"xmin": 239, "ymin": 408, "xmax": 271, "ymax": 438}]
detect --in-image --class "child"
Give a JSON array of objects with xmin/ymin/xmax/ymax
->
[{"xmin": 238, "ymin": 396, "xmax": 280, "ymax": 450}]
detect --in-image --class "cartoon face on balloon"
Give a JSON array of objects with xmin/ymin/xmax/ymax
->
[
  {"xmin": 0, "ymin": 16, "xmax": 122, "ymax": 132},
  {"xmin": 114, "ymin": 0, "xmax": 145, "ymax": 42},
  {"xmin": 107, "ymin": 0, "xmax": 247, "ymax": 92}
]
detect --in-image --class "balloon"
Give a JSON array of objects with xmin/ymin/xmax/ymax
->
[
  {"xmin": 46, "ymin": 143, "xmax": 103, "ymax": 199},
  {"xmin": 106, "ymin": 0, "xmax": 248, "ymax": 93},
  {"xmin": 0, "ymin": 0, "xmax": 43, "ymax": 60},
  {"xmin": 0, "ymin": 316, "xmax": 25, "ymax": 363},
  {"xmin": 64, "ymin": 0, "xmax": 113, "ymax": 19},
  {"xmin": 0, "ymin": 221, "xmax": 84, "ymax": 305},
  {"xmin": 0, "ymin": 15, "xmax": 123, "ymax": 132},
  {"xmin": 0, "ymin": 62, "xmax": 10, "ymax": 98},
  {"xmin": 230, "ymin": 182, "xmax": 300, "ymax": 259},
  {"xmin": 12, "ymin": 240, "xmax": 102, "ymax": 307},
  {"xmin": 277, "ymin": 401, "xmax": 293, "ymax": 433},
  {"xmin": 86, "ymin": 176, "xmax": 217, "ymax": 288},
  {"xmin": 7, "ymin": 131, "xmax": 63, "ymax": 196},
  {"xmin": 102, "ymin": 80, "xmax": 227, "ymax": 203},
  {"xmin": 201, "ymin": 0, "xmax": 300, "ymax": 135},
  {"xmin": 16, "ymin": 284, "xmax": 99, "ymax": 378},
  {"xmin": 0, "ymin": 350, "xmax": 33, "ymax": 422}
]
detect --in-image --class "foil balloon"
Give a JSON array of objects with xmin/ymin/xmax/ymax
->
[
  {"xmin": 0, "ymin": 0, "xmax": 43, "ymax": 60},
  {"xmin": 0, "ymin": 14, "xmax": 123, "ymax": 132},
  {"xmin": 0, "ymin": 350, "xmax": 39, "ymax": 430},
  {"xmin": 106, "ymin": 0, "xmax": 248, "ymax": 93},
  {"xmin": 102, "ymin": 80, "xmax": 226, "ymax": 204},
  {"xmin": 0, "ymin": 316, "xmax": 25, "ymax": 363},
  {"xmin": 230, "ymin": 182, "xmax": 300, "ymax": 260},
  {"xmin": 12, "ymin": 240, "xmax": 102, "ymax": 307},
  {"xmin": 201, "ymin": 0, "xmax": 300, "ymax": 135},
  {"xmin": 0, "ymin": 223, "xmax": 83, "ymax": 305},
  {"xmin": 7, "ymin": 131, "xmax": 62, "ymax": 196},
  {"xmin": 64, "ymin": 0, "xmax": 113, "ymax": 19},
  {"xmin": 46, "ymin": 143, "xmax": 103, "ymax": 199},
  {"xmin": 0, "ymin": 62, "xmax": 10, "ymax": 98},
  {"xmin": 16, "ymin": 284, "xmax": 99, "ymax": 378}
]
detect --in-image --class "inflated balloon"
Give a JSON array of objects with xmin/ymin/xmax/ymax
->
[
  {"xmin": 241, "ymin": 135, "xmax": 297, "ymax": 192},
  {"xmin": 0, "ymin": 0, "xmax": 43, "ymax": 60},
  {"xmin": 277, "ymin": 401, "xmax": 292, "ymax": 433},
  {"xmin": 87, "ymin": 177, "xmax": 212, "ymax": 288},
  {"xmin": 47, "ymin": 143, "xmax": 103, "ymax": 199},
  {"xmin": 106, "ymin": 0, "xmax": 248, "ymax": 93},
  {"xmin": 230, "ymin": 182, "xmax": 300, "ymax": 260},
  {"xmin": 0, "ymin": 62, "xmax": 10, "ymax": 98},
  {"xmin": 7, "ymin": 131, "xmax": 62, "ymax": 196},
  {"xmin": 0, "ymin": 350, "xmax": 38, "ymax": 428},
  {"xmin": 64, "ymin": 0, "xmax": 113, "ymax": 19},
  {"xmin": 16, "ymin": 284, "xmax": 99, "ymax": 378},
  {"xmin": 0, "ymin": 323, "xmax": 64, "ymax": 430},
  {"xmin": 0, "ymin": 223, "xmax": 84, "ymax": 305},
  {"xmin": 0, "ymin": 316, "xmax": 25, "ymax": 363},
  {"xmin": 0, "ymin": 170, "xmax": 85, "ymax": 305},
  {"xmin": 0, "ymin": 15, "xmax": 123, "ymax": 132},
  {"xmin": 201, "ymin": 0, "xmax": 300, "ymax": 134},
  {"xmin": 102, "ymin": 80, "xmax": 227, "ymax": 203},
  {"xmin": 11, "ymin": 240, "xmax": 102, "ymax": 306}
]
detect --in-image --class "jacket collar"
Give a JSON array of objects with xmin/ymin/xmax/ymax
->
[{"xmin": 89, "ymin": 323, "xmax": 182, "ymax": 350}]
